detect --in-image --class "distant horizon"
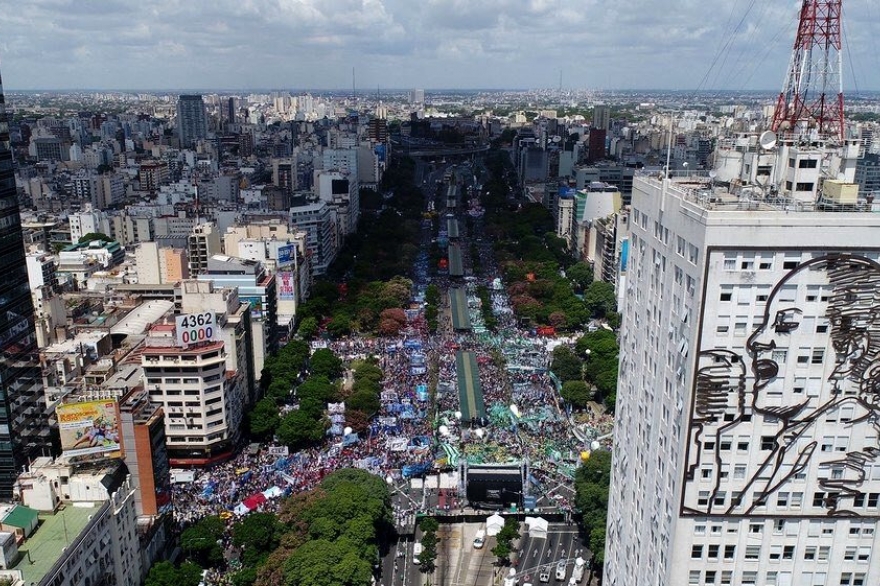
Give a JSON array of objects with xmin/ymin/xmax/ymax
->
[{"xmin": 8, "ymin": 87, "xmax": 880, "ymax": 96}]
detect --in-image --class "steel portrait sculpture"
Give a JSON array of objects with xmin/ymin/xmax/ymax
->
[{"xmin": 684, "ymin": 253, "xmax": 880, "ymax": 517}]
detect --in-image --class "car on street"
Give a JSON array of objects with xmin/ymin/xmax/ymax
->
[
  {"xmin": 539, "ymin": 568, "xmax": 551, "ymax": 583},
  {"xmin": 413, "ymin": 543, "xmax": 423, "ymax": 564},
  {"xmin": 555, "ymin": 560, "xmax": 567, "ymax": 581}
]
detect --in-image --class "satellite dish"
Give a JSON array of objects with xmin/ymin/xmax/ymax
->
[
  {"xmin": 475, "ymin": 428, "xmax": 485, "ymax": 439},
  {"xmin": 759, "ymin": 130, "xmax": 777, "ymax": 150},
  {"xmin": 438, "ymin": 425, "xmax": 450, "ymax": 437},
  {"xmin": 454, "ymin": 411, "xmax": 462, "ymax": 420},
  {"xmin": 591, "ymin": 440, "xmax": 601, "ymax": 451},
  {"xmin": 551, "ymin": 135, "xmax": 562, "ymax": 143},
  {"xmin": 708, "ymin": 170, "xmax": 717, "ymax": 179},
  {"xmin": 344, "ymin": 426, "xmax": 353, "ymax": 436}
]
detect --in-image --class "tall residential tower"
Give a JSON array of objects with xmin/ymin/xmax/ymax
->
[
  {"xmin": 0, "ymin": 69, "xmax": 50, "ymax": 497},
  {"xmin": 176, "ymin": 94, "xmax": 208, "ymax": 148},
  {"xmin": 606, "ymin": 174, "xmax": 880, "ymax": 586}
]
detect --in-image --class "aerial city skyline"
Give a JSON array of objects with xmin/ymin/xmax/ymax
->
[
  {"xmin": 1, "ymin": 1, "xmax": 880, "ymax": 586},
  {"xmin": 3, "ymin": 0, "xmax": 880, "ymax": 91}
]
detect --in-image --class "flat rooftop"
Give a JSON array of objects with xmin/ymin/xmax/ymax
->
[
  {"xmin": 14, "ymin": 504, "xmax": 102, "ymax": 585},
  {"xmin": 643, "ymin": 172, "xmax": 880, "ymax": 215},
  {"xmin": 111, "ymin": 300, "xmax": 174, "ymax": 336}
]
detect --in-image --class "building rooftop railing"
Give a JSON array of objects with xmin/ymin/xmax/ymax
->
[{"xmin": 636, "ymin": 171, "xmax": 880, "ymax": 214}]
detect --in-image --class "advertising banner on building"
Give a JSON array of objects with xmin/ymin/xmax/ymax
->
[
  {"xmin": 240, "ymin": 296, "xmax": 264, "ymax": 320},
  {"xmin": 278, "ymin": 244, "xmax": 294, "ymax": 265},
  {"xmin": 58, "ymin": 400, "xmax": 122, "ymax": 459},
  {"xmin": 278, "ymin": 272, "xmax": 295, "ymax": 301},
  {"xmin": 175, "ymin": 312, "xmax": 217, "ymax": 347}
]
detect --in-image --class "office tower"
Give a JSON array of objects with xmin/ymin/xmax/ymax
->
[
  {"xmin": 410, "ymin": 88, "xmax": 425, "ymax": 108},
  {"xmin": 606, "ymin": 174, "xmax": 880, "ymax": 586},
  {"xmin": 592, "ymin": 104, "xmax": 611, "ymax": 131},
  {"xmin": 176, "ymin": 94, "xmax": 208, "ymax": 148},
  {"xmin": 587, "ymin": 128, "xmax": 607, "ymax": 163},
  {"xmin": 0, "ymin": 69, "xmax": 50, "ymax": 497},
  {"xmin": 227, "ymin": 97, "xmax": 236, "ymax": 124}
]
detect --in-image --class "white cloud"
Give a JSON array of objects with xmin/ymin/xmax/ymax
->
[{"xmin": 0, "ymin": 0, "xmax": 876, "ymax": 91}]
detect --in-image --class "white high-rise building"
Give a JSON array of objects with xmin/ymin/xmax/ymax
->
[{"xmin": 607, "ymin": 173, "xmax": 880, "ymax": 586}]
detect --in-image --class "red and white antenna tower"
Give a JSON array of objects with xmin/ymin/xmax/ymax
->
[{"xmin": 770, "ymin": 0, "xmax": 845, "ymax": 140}]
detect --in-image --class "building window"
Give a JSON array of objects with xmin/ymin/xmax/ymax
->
[
  {"xmin": 691, "ymin": 545, "xmax": 703, "ymax": 559},
  {"xmin": 799, "ymin": 159, "xmax": 818, "ymax": 168},
  {"xmin": 745, "ymin": 545, "xmax": 760, "ymax": 559},
  {"xmin": 707, "ymin": 544, "xmax": 719, "ymax": 559},
  {"xmin": 796, "ymin": 182, "xmax": 815, "ymax": 192}
]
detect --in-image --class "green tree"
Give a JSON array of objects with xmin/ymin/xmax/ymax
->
[
  {"xmin": 550, "ymin": 345, "xmax": 584, "ymax": 382},
  {"xmin": 180, "ymin": 516, "xmax": 225, "ymax": 568},
  {"xmin": 310, "ymin": 348, "xmax": 343, "ymax": 380},
  {"xmin": 283, "ymin": 539, "xmax": 373, "ymax": 586},
  {"xmin": 575, "ymin": 449, "xmax": 612, "ymax": 560},
  {"xmin": 491, "ymin": 540, "xmax": 511, "ymax": 564},
  {"xmin": 230, "ymin": 567, "xmax": 258, "ymax": 586},
  {"xmin": 248, "ymin": 397, "xmax": 280, "ymax": 440},
  {"xmin": 346, "ymin": 390, "xmax": 380, "ymax": 416},
  {"xmin": 277, "ymin": 409, "xmax": 326, "ymax": 450},
  {"xmin": 297, "ymin": 316, "xmax": 319, "ymax": 340},
  {"xmin": 589, "ymin": 526, "xmax": 606, "ymax": 566},
  {"xmin": 297, "ymin": 375, "xmax": 338, "ymax": 404},
  {"xmin": 560, "ymin": 380, "xmax": 592, "ymax": 408},
  {"xmin": 419, "ymin": 517, "xmax": 439, "ymax": 533},
  {"xmin": 144, "ymin": 562, "xmax": 179, "ymax": 586},
  {"xmin": 566, "ymin": 262, "xmax": 594, "ymax": 291},
  {"xmin": 583, "ymin": 281, "xmax": 617, "ymax": 318},
  {"xmin": 144, "ymin": 561, "xmax": 203, "ymax": 586},
  {"xmin": 498, "ymin": 517, "xmax": 520, "ymax": 543},
  {"xmin": 326, "ymin": 314, "xmax": 352, "ymax": 338},
  {"xmin": 77, "ymin": 232, "xmax": 113, "ymax": 244},
  {"xmin": 232, "ymin": 512, "xmax": 283, "ymax": 566}
]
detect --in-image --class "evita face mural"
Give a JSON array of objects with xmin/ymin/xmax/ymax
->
[{"xmin": 684, "ymin": 253, "xmax": 880, "ymax": 517}]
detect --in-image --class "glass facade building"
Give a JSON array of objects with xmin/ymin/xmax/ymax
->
[{"xmin": 0, "ymin": 71, "xmax": 49, "ymax": 497}]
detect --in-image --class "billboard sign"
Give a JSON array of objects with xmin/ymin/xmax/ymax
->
[
  {"xmin": 58, "ymin": 400, "xmax": 122, "ymax": 460},
  {"xmin": 278, "ymin": 272, "xmax": 295, "ymax": 301},
  {"xmin": 240, "ymin": 296, "xmax": 264, "ymax": 320},
  {"xmin": 175, "ymin": 312, "xmax": 217, "ymax": 347},
  {"xmin": 278, "ymin": 244, "xmax": 294, "ymax": 265}
]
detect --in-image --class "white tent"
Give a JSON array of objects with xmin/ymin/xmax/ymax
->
[
  {"xmin": 486, "ymin": 513, "xmax": 506, "ymax": 536},
  {"xmin": 525, "ymin": 516, "xmax": 549, "ymax": 539}
]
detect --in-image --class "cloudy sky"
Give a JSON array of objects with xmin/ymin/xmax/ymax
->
[{"xmin": 1, "ymin": 0, "xmax": 878, "ymax": 91}]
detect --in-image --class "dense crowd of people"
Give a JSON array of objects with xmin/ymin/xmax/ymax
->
[{"xmin": 171, "ymin": 183, "xmax": 611, "ymax": 586}]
